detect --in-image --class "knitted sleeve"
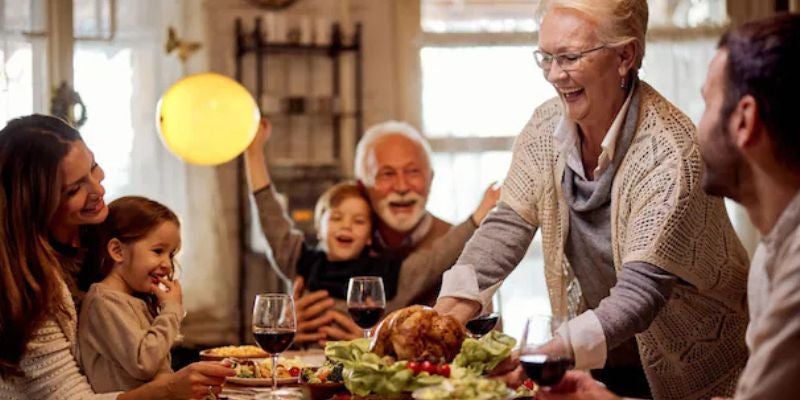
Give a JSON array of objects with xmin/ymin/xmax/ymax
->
[
  {"xmin": 615, "ymin": 93, "xmax": 748, "ymax": 296},
  {"xmin": 500, "ymin": 98, "xmax": 562, "ymax": 226},
  {"xmin": 0, "ymin": 316, "xmax": 120, "ymax": 400}
]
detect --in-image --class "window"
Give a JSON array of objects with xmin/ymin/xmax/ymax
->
[
  {"xmin": 419, "ymin": 0, "xmax": 733, "ymax": 341},
  {"xmin": 0, "ymin": 0, "xmax": 48, "ymax": 123}
]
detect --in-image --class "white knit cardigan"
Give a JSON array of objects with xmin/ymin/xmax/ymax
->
[
  {"xmin": 0, "ymin": 281, "xmax": 120, "ymax": 400},
  {"xmin": 501, "ymin": 82, "xmax": 750, "ymax": 400}
]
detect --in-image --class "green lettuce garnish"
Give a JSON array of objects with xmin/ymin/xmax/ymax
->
[
  {"xmin": 323, "ymin": 339, "xmax": 445, "ymax": 396},
  {"xmin": 322, "ymin": 330, "xmax": 517, "ymax": 397},
  {"xmin": 453, "ymin": 331, "xmax": 517, "ymax": 375}
]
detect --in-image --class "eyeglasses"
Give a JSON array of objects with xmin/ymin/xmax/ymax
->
[{"xmin": 533, "ymin": 45, "xmax": 608, "ymax": 71}]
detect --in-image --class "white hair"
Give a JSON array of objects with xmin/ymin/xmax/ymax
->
[
  {"xmin": 354, "ymin": 120, "xmax": 433, "ymax": 186},
  {"xmin": 536, "ymin": 0, "xmax": 649, "ymax": 69}
]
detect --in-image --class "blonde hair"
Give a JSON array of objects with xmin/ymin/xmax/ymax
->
[
  {"xmin": 536, "ymin": 0, "xmax": 648, "ymax": 69},
  {"xmin": 313, "ymin": 181, "xmax": 371, "ymax": 232},
  {"xmin": 354, "ymin": 120, "xmax": 432, "ymax": 187}
]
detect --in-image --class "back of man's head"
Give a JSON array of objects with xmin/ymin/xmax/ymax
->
[
  {"xmin": 718, "ymin": 13, "xmax": 800, "ymax": 170},
  {"xmin": 354, "ymin": 120, "xmax": 433, "ymax": 186}
]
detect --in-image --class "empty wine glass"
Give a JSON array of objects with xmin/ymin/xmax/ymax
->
[
  {"xmin": 252, "ymin": 293, "xmax": 297, "ymax": 397},
  {"xmin": 346, "ymin": 276, "xmax": 386, "ymax": 338},
  {"xmin": 519, "ymin": 314, "xmax": 574, "ymax": 392},
  {"xmin": 466, "ymin": 312, "xmax": 500, "ymax": 338}
]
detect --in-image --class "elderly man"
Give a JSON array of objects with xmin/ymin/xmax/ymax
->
[
  {"xmin": 353, "ymin": 121, "xmax": 498, "ymax": 306},
  {"xmin": 538, "ymin": 12, "xmax": 800, "ymax": 400},
  {"xmin": 293, "ymin": 121, "xmax": 498, "ymax": 343}
]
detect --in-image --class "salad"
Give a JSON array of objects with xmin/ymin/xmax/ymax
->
[
  {"xmin": 323, "ymin": 331, "xmax": 517, "ymax": 398},
  {"xmin": 300, "ymin": 360, "xmax": 345, "ymax": 384}
]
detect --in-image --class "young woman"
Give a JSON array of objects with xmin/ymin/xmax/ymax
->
[{"xmin": 0, "ymin": 114, "xmax": 233, "ymax": 399}]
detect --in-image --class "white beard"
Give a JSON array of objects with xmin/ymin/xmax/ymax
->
[{"xmin": 374, "ymin": 192, "xmax": 427, "ymax": 233}]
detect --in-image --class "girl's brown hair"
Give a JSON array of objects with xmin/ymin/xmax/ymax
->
[{"xmin": 0, "ymin": 115, "xmax": 83, "ymax": 377}]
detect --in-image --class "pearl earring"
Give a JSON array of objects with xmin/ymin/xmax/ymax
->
[{"xmin": 620, "ymin": 77, "xmax": 627, "ymax": 90}]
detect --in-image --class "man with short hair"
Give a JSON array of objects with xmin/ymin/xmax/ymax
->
[
  {"xmin": 537, "ymin": 12, "xmax": 800, "ymax": 400},
  {"xmin": 352, "ymin": 121, "xmax": 497, "ymax": 306}
]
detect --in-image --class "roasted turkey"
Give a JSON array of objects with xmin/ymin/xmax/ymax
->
[{"xmin": 370, "ymin": 305, "xmax": 466, "ymax": 362}]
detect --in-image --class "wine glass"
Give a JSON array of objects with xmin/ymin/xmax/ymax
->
[
  {"xmin": 519, "ymin": 314, "xmax": 574, "ymax": 392},
  {"xmin": 466, "ymin": 312, "xmax": 500, "ymax": 338},
  {"xmin": 346, "ymin": 276, "xmax": 386, "ymax": 338},
  {"xmin": 252, "ymin": 293, "xmax": 297, "ymax": 397}
]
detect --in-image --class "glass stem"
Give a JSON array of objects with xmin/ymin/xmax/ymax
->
[{"xmin": 271, "ymin": 353, "xmax": 279, "ymax": 392}]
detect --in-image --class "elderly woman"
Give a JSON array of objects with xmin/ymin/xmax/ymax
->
[
  {"xmin": 434, "ymin": 1, "xmax": 749, "ymax": 399},
  {"xmin": 0, "ymin": 115, "xmax": 233, "ymax": 399}
]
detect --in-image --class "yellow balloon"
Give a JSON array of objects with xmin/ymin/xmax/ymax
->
[{"xmin": 157, "ymin": 72, "xmax": 260, "ymax": 165}]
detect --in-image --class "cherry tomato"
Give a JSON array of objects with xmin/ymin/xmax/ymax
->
[
  {"xmin": 523, "ymin": 378, "xmax": 534, "ymax": 390},
  {"xmin": 407, "ymin": 361, "xmax": 422, "ymax": 375},
  {"xmin": 436, "ymin": 363, "xmax": 451, "ymax": 378},
  {"xmin": 420, "ymin": 360, "xmax": 435, "ymax": 374},
  {"xmin": 289, "ymin": 367, "xmax": 301, "ymax": 377}
]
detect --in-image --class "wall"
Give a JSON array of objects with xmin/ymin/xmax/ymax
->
[{"xmin": 194, "ymin": 0, "xmax": 406, "ymax": 345}]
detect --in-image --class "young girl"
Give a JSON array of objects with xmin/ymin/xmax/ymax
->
[{"xmin": 78, "ymin": 196, "xmax": 184, "ymax": 393}]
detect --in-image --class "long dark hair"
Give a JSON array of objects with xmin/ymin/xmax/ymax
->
[{"xmin": 0, "ymin": 114, "xmax": 82, "ymax": 377}]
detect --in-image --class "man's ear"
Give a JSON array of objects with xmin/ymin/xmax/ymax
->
[
  {"xmin": 107, "ymin": 238, "xmax": 126, "ymax": 263},
  {"xmin": 729, "ymin": 94, "xmax": 760, "ymax": 151}
]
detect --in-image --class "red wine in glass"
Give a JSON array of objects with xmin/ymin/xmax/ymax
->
[
  {"xmin": 466, "ymin": 313, "xmax": 499, "ymax": 338},
  {"xmin": 253, "ymin": 328, "xmax": 296, "ymax": 354},
  {"xmin": 348, "ymin": 306, "xmax": 385, "ymax": 329},
  {"xmin": 519, "ymin": 314, "xmax": 574, "ymax": 393},
  {"xmin": 347, "ymin": 276, "xmax": 386, "ymax": 338},
  {"xmin": 252, "ymin": 293, "xmax": 296, "ymax": 397},
  {"xmin": 520, "ymin": 354, "xmax": 574, "ymax": 387}
]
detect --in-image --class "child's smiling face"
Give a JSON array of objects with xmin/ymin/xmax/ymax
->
[
  {"xmin": 319, "ymin": 196, "xmax": 372, "ymax": 262},
  {"xmin": 114, "ymin": 221, "xmax": 181, "ymax": 294}
]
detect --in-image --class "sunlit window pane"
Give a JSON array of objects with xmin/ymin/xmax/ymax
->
[
  {"xmin": 74, "ymin": 0, "xmax": 113, "ymax": 38},
  {"xmin": 0, "ymin": 44, "xmax": 35, "ymax": 123},
  {"xmin": 74, "ymin": 46, "xmax": 134, "ymax": 200},
  {"xmin": 422, "ymin": 0, "xmax": 539, "ymax": 33},
  {"xmin": 641, "ymin": 38, "xmax": 718, "ymax": 123},
  {"xmin": 649, "ymin": 0, "xmax": 727, "ymax": 28},
  {"xmin": 421, "ymin": 46, "xmax": 554, "ymax": 138}
]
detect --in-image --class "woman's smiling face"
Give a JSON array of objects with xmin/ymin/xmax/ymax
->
[
  {"xmin": 50, "ymin": 140, "xmax": 108, "ymax": 239},
  {"xmin": 538, "ymin": 8, "xmax": 628, "ymax": 127}
]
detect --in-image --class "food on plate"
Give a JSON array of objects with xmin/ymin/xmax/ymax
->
[
  {"xmin": 203, "ymin": 345, "xmax": 268, "ymax": 358},
  {"xmin": 371, "ymin": 305, "xmax": 466, "ymax": 362},
  {"xmin": 412, "ymin": 375, "xmax": 510, "ymax": 400},
  {"xmin": 225, "ymin": 357, "xmax": 306, "ymax": 379},
  {"xmin": 300, "ymin": 361, "xmax": 345, "ymax": 384}
]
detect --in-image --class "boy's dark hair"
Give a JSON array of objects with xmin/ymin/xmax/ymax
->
[{"xmin": 718, "ymin": 13, "xmax": 800, "ymax": 170}]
